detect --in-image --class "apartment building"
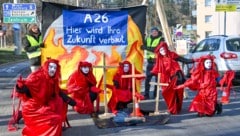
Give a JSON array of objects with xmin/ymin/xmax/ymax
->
[{"xmin": 196, "ymin": 0, "xmax": 240, "ymax": 42}]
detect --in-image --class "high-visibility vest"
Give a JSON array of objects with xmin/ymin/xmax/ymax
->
[
  {"xmin": 26, "ymin": 35, "xmax": 42, "ymax": 59},
  {"xmin": 146, "ymin": 37, "xmax": 161, "ymax": 59}
]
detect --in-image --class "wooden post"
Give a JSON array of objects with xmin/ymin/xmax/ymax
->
[
  {"xmin": 149, "ymin": 73, "xmax": 168, "ymax": 115},
  {"xmin": 121, "ymin": 64, "xmax": 145, "ymax": 117},
  {"xmin": 156, "ymin": 0, "xmax": 175, "ymax": 51},
  {"xmin": 94, "ymin": 54, "xmax": 118, "ymax": 119}
]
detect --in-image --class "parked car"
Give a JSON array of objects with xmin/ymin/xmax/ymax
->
[{"xmin": 183, "ymin": 35, "xmax": 240, "ymax": 84}]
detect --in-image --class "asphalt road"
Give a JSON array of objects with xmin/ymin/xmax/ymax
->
[{"xmin": 1, "ymin": 61, "xmax": 240, "ymax": 136}]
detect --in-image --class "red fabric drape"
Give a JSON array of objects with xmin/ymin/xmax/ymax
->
[
  {"xmin": 184, "ymin": 55, "xmax": 220, "ymax": 116},
  {"xmin": 17, "ymin": 59, "xmax": 63, "ymax": 136},
  {"xmin": 151, "ymin": 42, "xmax": 183, "ymax": 114},
  {"xmin": 108, "ymin": 61, "xmax": 144, "ymax": 114},
  {"xmin": 67, "ymin": 61, "xmax": 97, "ymax": 114}
]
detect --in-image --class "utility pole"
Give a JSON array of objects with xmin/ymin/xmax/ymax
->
[
  {"xmin": 13, "ymin": 0, "xmax": 22, "ymax": 55},
  {"xmin": 76, "ymin": 0, "xmax": 79, "ymax": 7}
]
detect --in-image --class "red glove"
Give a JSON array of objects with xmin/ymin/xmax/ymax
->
[
  {"xmin": 90, "ymin": 86, "xmax": 103, "ymax": 93},
  {"xmin": 16, "ymin": 75, "xmax": 25, "ymax": 89}
]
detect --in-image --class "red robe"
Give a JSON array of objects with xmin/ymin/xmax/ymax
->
[
  {"xmin": 67, "ymin": 61, "xmax": 97, "ymax": 114},
  {"xmin": 184, "ymin": 55, "xmax": 220, "ymax": 116},
  {"xmin": 17, "ymin": 59, "xmax": 63, "ymax": 136},
  {"xmin": 187, "ymin": 70, "xmax": 219, "ymax": 115},
  {"xmin": 151, "ymin": 42, "xmax": 184, "ymax": 114},
  {"xmin": 108, "ymin": 61, "xmax": 144, "ymax": 114}
]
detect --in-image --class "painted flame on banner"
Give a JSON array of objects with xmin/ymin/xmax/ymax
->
[{"xmin": 41, "ymin": 16, "xmax": 144, "ymax": 102}]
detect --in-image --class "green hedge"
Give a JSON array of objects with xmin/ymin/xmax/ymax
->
[{"xmin": 0, "ymin": 48, "xmax": 27, "ymax": 65}]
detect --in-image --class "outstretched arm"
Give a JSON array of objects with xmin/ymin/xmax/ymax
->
[
  {"xmin": 16, "ymin": 84, "xmax": 32, "ymax": 98},
  {"xmin": 15, "ymin": 76, "xmax": 31, "ymax": 98},
  {"xmin": 176, "ymin": 56, "xmax": 194, "ymax": 64},
  {"xmin": 175, "ymin": 78, "xmax": 196, "ymax": 90},
  {"xmin": 59, "ymin": 91, "xmax": 76, "ymax": 106}
]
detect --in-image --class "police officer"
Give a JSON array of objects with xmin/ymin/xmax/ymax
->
[
  {"xmin": 141, "ymin": 27, "xmax": 164, "ymax": 99},
  {"xmin": 22, "ymin": 23, "xmax": 44, "ymax": 72}
]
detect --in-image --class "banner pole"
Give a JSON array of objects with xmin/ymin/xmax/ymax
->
[
  {"xmin": 224, "ymin": 11, "xmax": 226, "ymax": 35},
  {"xmin": 141, "ymin": 0, "xmax": 148, "ymax": 5}
]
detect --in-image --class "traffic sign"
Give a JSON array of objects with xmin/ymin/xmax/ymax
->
[
  {"xmin": 2, "ymin": 3, "xmax": 36, "ymax": 23},
  {"xmin": 3, "ymin": 17, "xmax": 36, "ymax": 23},
  {"xmin": 216, "ymin": 0, "xmax": 240, "ymax": 12}
]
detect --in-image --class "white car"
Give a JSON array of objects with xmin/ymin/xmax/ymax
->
[{"xmin": 183, "ymin": 35, "xmax": 240, "ymax": 84}]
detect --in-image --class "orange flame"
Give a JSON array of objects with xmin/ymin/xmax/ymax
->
[{"xmin": 42, "ymin": 15, "xmax": 144, "ymax": 95}]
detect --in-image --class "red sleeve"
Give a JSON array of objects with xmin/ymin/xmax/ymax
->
[
  {"xmin": 184, "ymin": 77, "xmax": 200, "ymax": 91},
  {"xmin": 67, "ymin": 72, "xmax": 82, "ymax": 94},
  {"xmin": 86, "ymin": 72, "xmax": 97, "ymax": 86},
  {"xmin": 170, "ymin": 52, "xmax": 179, "ymax": 60},
  {"xmin": 24, "ymin": 72, "xmax": 48, "ymax": 104}
]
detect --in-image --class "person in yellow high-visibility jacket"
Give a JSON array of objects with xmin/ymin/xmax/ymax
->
[
  {"xmin": 22, "ymin": 23, "xmax": 44, "ymax": 72},
  {"xmin": 141, "ymin": 27, "xmax": 164, "ymax": 99}
]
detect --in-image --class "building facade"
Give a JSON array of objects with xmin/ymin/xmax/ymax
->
[{"xmin": 197, "ymin": 0, "xmax": 240, "ymax": 42}]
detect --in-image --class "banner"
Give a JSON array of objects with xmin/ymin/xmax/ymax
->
[
  {"xmin": 42, "ymin": 2, "xmax": 147, "ymax": 95},
  {"xmin": 63, "ymin": 10, "xmax": 128, "ymax": 45}
]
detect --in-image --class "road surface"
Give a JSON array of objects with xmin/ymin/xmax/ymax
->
[{"xmin": 0, "ymin": 61, "xmax": 240, "ymax": 136}]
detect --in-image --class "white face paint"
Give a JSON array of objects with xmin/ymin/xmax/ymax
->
[
  {"xmin": 123, "ymin": 64, "xmax": 130, "ymax": 73},
  {"xmin": 48, "ymin": 63, "xmax": 57, "ymax": 77},
  {"xmin": 204, "ymin": 59, "xmax": 212, "ymax": 70},
  {"xmin": 81, "ymin": 67, "xmax": 90, "ymax": 74},
  {"xmin": 159, "ymin": 47, "xmax": 166, "ymax": 56}
]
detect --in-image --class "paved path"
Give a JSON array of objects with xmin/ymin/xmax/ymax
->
[{"xmin": 1, "ymin": 61, "xmax": 240, "ymax": 136}]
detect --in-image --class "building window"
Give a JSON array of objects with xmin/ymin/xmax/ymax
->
[
  {"xmin": 205, "ymin": 15, "xmax": 212, "ymax": 23},
  {"xmin": 205, "ymin": 31, "xmax": 212, "ymax": 38},
  {"xmin": 205, "ymin": 0, "xmax": 211, "ymax": 6}
]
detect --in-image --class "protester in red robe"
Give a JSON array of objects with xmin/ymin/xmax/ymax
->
[
  {"xmin": 151, "ymin": 42, "xmax": 194, "ymax": 114},
  {"xmin": 15, "ymin": 59, "xmax": 76, "ymax": 136},
  {"xmin": 108, "ymin": 60, "xmax": 145, "ymax": 114},
  {"xmin": 67, "ymin": 61, "xmax": 102, "ymax": 115},
  {"xmin": 176, "ymin": 54, "xmax": 235, "ymax": 117}
]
